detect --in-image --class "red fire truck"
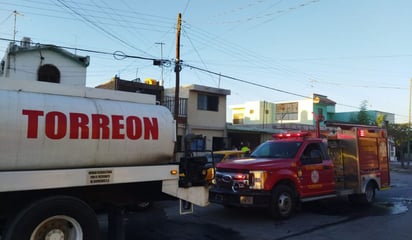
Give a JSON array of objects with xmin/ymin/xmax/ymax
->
[{"xmin": 209, "ymin": 122, "xmax": 390, "ymax": 219}]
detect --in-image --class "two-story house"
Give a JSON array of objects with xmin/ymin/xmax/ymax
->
[{"xmin": 165, "ymin": 84, "xmax": 231, "ymax": 152}]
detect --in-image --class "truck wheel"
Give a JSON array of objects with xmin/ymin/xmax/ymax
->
[
  {"xmin": 348, "ymin": 182, "xmax": 376, "ymax": 205},
  {"xmin": 360, "ymin": 182, "xmax": 376, "ymax": 204},
  {"xmin": 269, "ymin": 185, "xmax": 295, "ymax": 219},
  {"xmin": 2, "ymin": 196, "xmax": 100, "ymax": 240}
]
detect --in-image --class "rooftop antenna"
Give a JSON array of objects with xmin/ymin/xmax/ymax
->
[
  {"xmin": 133, "ymin": 67, "xmax": 141, "ymax": 82},
  {"xmin": 13, "ymin": 10, "xmax": 23, "ymax": 44},
  {"xmin": 155, "ymin": 42, "xmax": 165, "ymax": 82}
]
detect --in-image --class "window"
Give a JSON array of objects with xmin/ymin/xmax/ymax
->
[
  {"xmin": 198, "ymin": 93, "xmax": 219, "ymax": 111},
  {"xmin": 233, "ymin": 113, "xmax": 244, "ymax": 124},
  {"xmin": 275, "ymin": 102, "xmax": 298, "ymax": 120},
  {"xmin": 251, "ymin": 141, "xmax": 302, "ymax": 158},
  {"xmin": 301, "ymin": 143, "xmax": 324, "ymax": 164},
  {"xmin": 37, "ymin": 64, "xmax": 60, "ymax": 83}
]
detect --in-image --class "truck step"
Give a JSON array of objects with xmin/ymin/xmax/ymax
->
[
  {"xmin": 336, "ymin": 189, "xmax": 355, "ymax": 196},
  {"xmin": 301, "ymin": 194, "xmax": 337, "ymax": 202}
]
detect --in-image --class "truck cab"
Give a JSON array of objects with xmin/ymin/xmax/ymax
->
[{"xmin": 210, "ymin": 132, "xmax": 335, "ymax": 219}]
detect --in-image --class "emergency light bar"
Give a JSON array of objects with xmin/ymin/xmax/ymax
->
[
  {"xmin": 357, "ymin": 128, "xmax": 387, "ymax": 138},
  {"xmin": 273, "ymin": 132, "xmax": 309, "ymax": 139},
  {"xmin": 358, "ymin": 129, "xmax": 366, "ymax": 137}
]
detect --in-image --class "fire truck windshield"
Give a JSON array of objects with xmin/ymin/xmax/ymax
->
[{"xmin": 250, "ymin": 141, "xmax": 302, "ymax": 159}]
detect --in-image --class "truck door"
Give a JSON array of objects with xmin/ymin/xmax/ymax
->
[
  {"xmin": 378, "ymin": 138, "xmax": 390, "ymax": 188},
  {"xmin": 299, "ymin": 142, "xmax": 335, "ymax": 197}
]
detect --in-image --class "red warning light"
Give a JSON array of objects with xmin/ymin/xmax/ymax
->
[
  {"xmin": 273, "ymin": 132, "xmax": 309, "ymax": 139},
  {"xmin": 358, "ymin": 129, "xmax": 365, "ymax": 137}
]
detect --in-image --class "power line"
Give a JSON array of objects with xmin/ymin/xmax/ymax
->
[
  {"xmin": 54, "ymin": 0, "xmax": 151, "ymax": 57},
  {"xmin": 0, "ymin": 37, "xmax": 157, "ymax": 62},
  {"xmin": 183, "ymin": 63, "xmax": 310, "ymax": 99}
]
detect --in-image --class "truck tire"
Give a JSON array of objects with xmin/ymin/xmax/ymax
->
[
  {"xmin": 359, "ymin": 181, "xmax": 376, "ymax": 204},
  {"xmin": 2, "ymin": 196, "xmax": 100, "ymax": 240},
  {"xmin": 348, "ymin": 182, "xmax": 376, "ymax": 205},
  {"xmin": 269, "ymin": 185, "xmax": 295, "ymax": 219}
]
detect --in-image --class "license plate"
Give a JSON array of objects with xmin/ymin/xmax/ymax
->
[{"xmin": 240, "ymin": 196, "xmax": 253, "ymax": 205}]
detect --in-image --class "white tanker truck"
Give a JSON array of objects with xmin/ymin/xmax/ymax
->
[{"xmin": 0, "ymin": 79, "xmax": 210, "ymax": 239}]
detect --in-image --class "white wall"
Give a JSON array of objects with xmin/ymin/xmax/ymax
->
[{"xmin": 4, "ymin": 49, "xmax": 87, "ymax": 86}]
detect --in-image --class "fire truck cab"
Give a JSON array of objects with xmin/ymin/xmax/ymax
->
[{"xmin": 209, "ymin": 123, "xmax": 390, "ymax": 219}]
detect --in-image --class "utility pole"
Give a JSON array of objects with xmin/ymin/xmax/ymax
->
[
  {"xmin": 174, "ymin": 13, "xmax": 182, "ymax": 136},
  {"xmin": 155, "ymin": 42, "xmax": 165, "ymax": 82},
  {"xmin": 408, "ymin": 78, "xmax": 412, "ymax": 168}
]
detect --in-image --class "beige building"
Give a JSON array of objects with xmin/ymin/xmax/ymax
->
[{"xmin": 165, "ymin": 84, "xmax": 230, "ymax": 151}]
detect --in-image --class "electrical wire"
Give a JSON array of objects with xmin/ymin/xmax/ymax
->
[{"xmin": 1, "ymin": 1, "xmax": 409, "ymax": 120}]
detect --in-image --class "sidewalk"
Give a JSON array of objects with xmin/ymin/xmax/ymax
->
[{"xmin": 389, "ymin": 161, "xmax": 412, "ymax": 173}]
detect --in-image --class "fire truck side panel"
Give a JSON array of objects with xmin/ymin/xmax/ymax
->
[
  {"xmin": 358, "ymin": 137, "xmax": 380, "ymax": 172},
  {"xmin": 0, "ymin": 88, "xmax": 175, "ymax": 170},
  {"xmin": 338, "ymin": 138, "xmax": 360, "ymax": 191},
  {"xmin": 331, "ymin": 127, "xmax": 390, "ymax": 194},
  {"xmin": 358, "ymin": 137, "xmax": 389, "ymax": 189},
  {"xmin": 378, "ymin": 138, "xmax": 390, "ymax": 188}
]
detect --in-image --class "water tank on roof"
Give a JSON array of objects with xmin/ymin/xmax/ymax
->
[{"xmin": 20, "ymin": 37, "xmax": 31, "ymax": 48}]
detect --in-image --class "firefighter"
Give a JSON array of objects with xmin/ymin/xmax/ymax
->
[{"xmin": 241, "ymin": 142, "xmax": 251, "ymax": 154}]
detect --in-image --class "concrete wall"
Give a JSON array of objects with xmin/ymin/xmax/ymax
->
[{"xmin": 3, "ymin": 49, "xmax": 87, "ymax": 86}]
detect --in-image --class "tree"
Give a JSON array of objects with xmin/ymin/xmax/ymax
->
[
  {"xmin": 357, "ymin": 100, "xmax": 370, "ymax": 125},
  {"xmin": 387, "ymin": 123, "xmax": 410, "ymax": 167},
  {"xmin": 375, "ymin": 113, "xmax": 387, "ymax": 127}
]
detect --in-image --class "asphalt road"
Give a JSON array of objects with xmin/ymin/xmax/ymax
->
[{"xmin": 105, "ymin": 164, "xmax": 412, "ymax": 240}]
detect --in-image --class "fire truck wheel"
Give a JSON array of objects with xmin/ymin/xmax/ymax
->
[
  {"xmin": 2, "ymin": 196, "xmax": 100, "ymax": 240},
  {"xmin": 269, "ymin": 185, "xmax": 295, "ymax": 219},
  {"xmin": 348, "ymin": 182, "xmax": 376, "ymax": 205},
  {"xmin": 360, "ymin": 182, "xmax": 376, "ymax": 204}
]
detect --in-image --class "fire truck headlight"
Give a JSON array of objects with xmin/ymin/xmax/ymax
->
[{"xmin": 250, "ymin": 171, "xmax": 267, "ymax": 189}]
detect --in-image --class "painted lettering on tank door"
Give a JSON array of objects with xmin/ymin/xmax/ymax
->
[{"xmin": 22, "ymin": 109, "xmax": 159, "ymax": 140}]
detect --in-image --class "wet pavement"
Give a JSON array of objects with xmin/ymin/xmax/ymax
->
[{"xmin": 390, "ymin": 160, "xmax": 412, "ymax": 173}]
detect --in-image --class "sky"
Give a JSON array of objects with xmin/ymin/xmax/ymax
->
[{"xmin": 1, "ymin": 0, "xmax": 412, "ymax": 123}]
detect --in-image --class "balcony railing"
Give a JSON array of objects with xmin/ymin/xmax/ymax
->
[{"xmin": 163, "ymin": 96, "xmax": 188, "ymax": 119}]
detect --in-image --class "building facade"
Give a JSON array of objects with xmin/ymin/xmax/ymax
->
[
  {"xmin": 230, "ymin": 94, "xmax": 336, "ymax": 128},
  {"xmin": 0, "ymin": 37, "xmax": 89, "ymax": 86},
  {"xmin": 165, "ymin": 84, "xmax": 231, "ymax": 152}
]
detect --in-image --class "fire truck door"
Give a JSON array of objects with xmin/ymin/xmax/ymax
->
[{"xmin": 299, "ymin": 143, "xmax": 335, "ymax": 197}]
